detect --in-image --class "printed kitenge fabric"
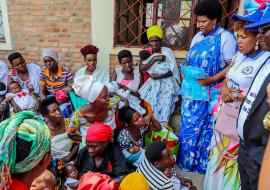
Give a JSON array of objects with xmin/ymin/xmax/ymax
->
[{"xmin": 178, "ymin": 26, "xmax": 236, "ymax": 174}]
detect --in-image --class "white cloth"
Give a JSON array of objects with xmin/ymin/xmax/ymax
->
[
  {"xmin": 74, "ymin": 75, "xmax": 104, "ymax": 103},
  {"xmin": 142, "ymin": 53, "xmax": 171, "ymax": 75},
  {"xmin": 0, "ymin": 60, "xmax": 8, "ymax": 90},
  {"xmin": 51, "ymin": 132, "xmax": 72, "ymax": 159},
  {"xmin": 42, "ymin": 48, "xmax": 58, "ymax": 61},
  {"xmin": 6, "ymin": 89, "xmax": 36, "ymax": 110},
  {"xmin": 237, "ymin": 55, "xmax": 270, "ymax": 140},
  {"xmin": 64, "ymin": 177, "xmax": 78, "ymax": 190}
]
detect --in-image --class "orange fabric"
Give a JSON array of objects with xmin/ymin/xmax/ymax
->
[
  {"xmin": 78, "ymin": 172, "xmax": 119, "ymax": 190},
  {"xmin": 143, "ymin": 101, "xmax": 153, "ymax": 116}
]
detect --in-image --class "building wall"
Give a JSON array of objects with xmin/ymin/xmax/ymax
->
[{"xmin": 0, "ymin": 0, "xmax": 91, "ymax": 70}]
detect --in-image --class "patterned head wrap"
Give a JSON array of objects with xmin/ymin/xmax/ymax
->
[
  {"xmin": 0, "ymin": 111, "xmax": 51, "ymax": 175},
  {"xmin": 146, "ymin": 25, "xmax": 163, "ymax": 40}
]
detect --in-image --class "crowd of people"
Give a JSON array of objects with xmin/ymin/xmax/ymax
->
[{"xmin": 1, "ymin": 0, "xmax": 270, "ymax": 189}]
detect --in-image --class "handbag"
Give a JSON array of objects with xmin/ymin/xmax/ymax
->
[
  {"xmin": 214, "ymin": 101, "xmax": 241, "ymax": 140},
  {"xmin": 144, "ymin": 125, "xmax": 179, "ymax": 156}
]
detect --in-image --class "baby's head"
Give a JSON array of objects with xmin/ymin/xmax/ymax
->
[
  {"xmin": 63, "ymin": 162, "xmax": 78, "ymax": 179},
  {"xmin": 9, "ymin": 81, "xmax": 22, "ymax": 94},
  {"xmin": 30, "ymin": 170, "xmax": 56, "ymax": 190},
  {"xmin": 0, "ymin": 82, "xmax": 6, "ymax": 99},
  {"xmin": 139, "ymin": 50, "xmax": 151, "ymax": 62}
]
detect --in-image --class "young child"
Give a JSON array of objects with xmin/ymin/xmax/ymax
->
[
  {"xmin": 138, "ymin": 50, "xmax": 180, "ymax": 123},
  {"xmin": 6, "ymin": 81, "xmax": 37, "ymax": 111},
  {"xmin": 0, "ymin": 82, "xmax": 9, "ymax": 122},
  {"xmin": 30, "ymin": 170, "xmax": 56, "ymax": 190},
  {"xmin": 63, "ymin": 162, "xmax": 79, "ymax": 190}
]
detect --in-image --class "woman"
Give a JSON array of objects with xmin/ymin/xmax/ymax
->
[
  {"xmin": 117, "ymin": 106, "xmax": 161, "ymax": 167},
  {"xmin": 204, "ymin": 10, "xmax": 268, "ymax": 189},
  {"xmin": 8, "ymin": 52, "xmax": 42, "ymax": 112},
  {"xmin": 0, "ymin": 111, "xmax": 51, "ymax": 190},
  {"xmin": 68, "ymin": 75, "xmax": 115, "ymax": 146},
  {"xmin": 110, "ymin": 49, "xmax": 145, "ymax": 115},
  {"xmin": 139, "ymin": 25, "xmax": 180, "ymax": 123},
  {"xmin": 178, "ymin": 0, "xmax": 237, "ymax": 174},
  {"xmin": 70, "ymin": 45, "xmax": 110, "ymax": 110}
]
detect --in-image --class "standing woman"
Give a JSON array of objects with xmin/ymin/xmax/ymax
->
[
  {"xmin": 204, "ymin": 10, "xmax": 266, "ymax": 190},
  {"xmin": 139, "ymin": 25, "xmax": 180, "ymax": 122},
  {"xmin": 70, "ymin": 45, "xmax": 110, "ymax": 110},
  {"xmin": 178, "ymin": 0, "xmax": 237, "ymax": 174}
]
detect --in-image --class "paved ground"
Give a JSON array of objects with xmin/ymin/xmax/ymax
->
[{"xmin": 176, "ymin": 166, "xmax": 205, "ymax": 190}]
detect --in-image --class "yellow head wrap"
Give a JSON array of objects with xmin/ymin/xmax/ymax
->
[
  {"xmin": 147, "ymin": 25, "xmax": 163, "ymax": 40},
  {"xmin": 120, "ymin": 172, "xmax": 150, "ymax": 190}
]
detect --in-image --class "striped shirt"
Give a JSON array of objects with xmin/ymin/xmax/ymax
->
[
  {"xmin": 39, "ymin": 65, "xmax": 73, "ymax": 93},
  {"xmin": 137, "ymin": 158, "xmax": 174, "ymax": 190}
]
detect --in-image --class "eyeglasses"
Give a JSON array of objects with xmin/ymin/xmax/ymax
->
[{"xmin": 258, "ymin": 25, "xmax": 270, "ymax": 33}]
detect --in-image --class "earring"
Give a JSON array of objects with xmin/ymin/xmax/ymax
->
[{"xmin": 255, "ymin": 41, "xmax": 259, "ymax": 51}]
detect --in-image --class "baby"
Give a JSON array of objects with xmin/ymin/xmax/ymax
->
[
  {"xmin": 164, "ymin": 167, "xmax": 182, "ymax": 190},
  {"xmin": 6, "ymin": 81, "xmax": 37, "ymax": 111},
  {"xmin": 30, "ymin": 170, "xmax": 56, "ymax": 190},
  {"xmin": 0, "ymin": 82, "xmax": 9, "ymax": 122},
  {"xmin": 63, "ymin": 162, "xmax": 79, "ymax": 190}
]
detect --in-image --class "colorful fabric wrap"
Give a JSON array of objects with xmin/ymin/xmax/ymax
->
[
  {"xmin": 0, "ymin": 111, "xmax": 51, "ymax": 174},
  {"xmin": 146, "ymin": 25, "xmax": 163, "ymax": 40}
]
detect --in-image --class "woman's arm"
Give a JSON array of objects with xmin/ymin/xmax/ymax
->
[
  {"xmin": 62, "ymin": 143, "xmax": 80, "ymax": 164},
  {"xmin": 148, "ymin": 115, "xmax": 162, "ymax": 131},
  {"xmin": 39, "ymin": 84, "xmax": 47, "ymax": 100},
  {"xmin": 111, "ymin": 70, "xmax": 117, "ymax": 81},
  {"xmin": 150, "ymin": 71, "xmax": 173, "ymax": 80}
]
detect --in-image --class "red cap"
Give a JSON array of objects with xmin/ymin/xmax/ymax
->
[{"xmin": 86, "ymin": 122, "xmax": 112, "ymax": 142}]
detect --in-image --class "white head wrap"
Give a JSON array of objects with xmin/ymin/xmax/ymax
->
[
  {"xmin": 42, "ymin": 48, "xmax": 58, "ymax": 62},
  {"xmin": 74, "ymin": 75, "xmax": 105, "ymax": 103}
]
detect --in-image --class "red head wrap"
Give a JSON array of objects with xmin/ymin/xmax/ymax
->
[
  {"xmin": 86, "ymin": 122, "xmax": 112, "ymax": 142},
  {"xmin": 78, "ymin": 172, "xmax": 119, "ymax": 190}
]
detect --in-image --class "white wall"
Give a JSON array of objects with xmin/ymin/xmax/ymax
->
[{"xmin": 91, "ymin": 0, "xmax": 114, "ymax": 69}]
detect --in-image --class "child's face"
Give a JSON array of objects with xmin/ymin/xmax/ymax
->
[
  {"xmin": 30, "ymin": 175, "xmax": 54, "ymax": 190},
  {"xmin": 9, "ymin": 82, "xmax": 21, "ymax": 94},
  {"xmin": 130, "ymin": 112, "xmax": 146, "ymax": 128},
  {"xmin": 65, "ymin": 164, "xmax": 78, "ymax": 179}
]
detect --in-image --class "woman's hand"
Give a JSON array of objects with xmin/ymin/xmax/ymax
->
[
  {"xmin": 221, "ymin": 83, "xmax": 234, "ymax": 103},
  {"xmin": 154, "ymin": 54, "xmax": 166, "ymax": 62},
  {"xmin": 198, "ymin": 76, "xmax": 213, "ymax": 86}
]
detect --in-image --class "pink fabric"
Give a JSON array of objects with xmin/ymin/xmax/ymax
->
[
  {"xmin": 55, "ymin": 90, "xmax": 68, "ymax": 102},
  {"xmin": 86, "ymin": 122, "xmax": 112, "ymax": 142},
  {"xmin": 120, "ymin": 80, "xmax": 131, "ymax": 88},
  {"xmin": 78, "ymin": 172, "xmax": 119, "ymax": 190}
]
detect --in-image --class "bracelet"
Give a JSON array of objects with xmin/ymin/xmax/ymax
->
[{"xmin": 263, "ymin": 111, "xmax": 270, "ymax": 131}]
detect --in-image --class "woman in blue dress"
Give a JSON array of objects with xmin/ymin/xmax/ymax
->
[{"xmin": 177, "ymin": 0, "xmax": 237, "ymax": 174}]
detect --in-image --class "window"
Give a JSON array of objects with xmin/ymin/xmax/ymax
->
[
  {"xmin": 0, "ymin": 0, "xmax": 11, "ymax": 50},
  {"xmin": 114, "ymin": 0, "xmax": 240, "ymax": 50}
]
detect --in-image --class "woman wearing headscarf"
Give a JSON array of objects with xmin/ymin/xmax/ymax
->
[
  {"xmin": 75, "ymin": 122, "xmax": 128, "ymax": 183},
  {"xmin": 139, "ymin": 25, "xmax": 180, "ymax": 123},
  {"xmin": 39, "ymin": 48, "xmax": 74, "ymax": 118},
  {"xmin": 178, "ymin": 0, "xmax": 237, "ymax": 174},
  {"xmin": 204, "ymin": 9, "xmax": 267, "ymax": 190},
  {"xmin": 68, "ymin": 75, "xmax": 116, "ymax": 146},
  {"xmin": 0, "ymin": 111, "xmax": 51, "ymax": 190},
  {"xmin": 70, "ymin": 45, "xmax": 110, "ymax": 110}
]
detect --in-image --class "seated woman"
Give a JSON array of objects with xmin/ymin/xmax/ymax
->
[
  {"xmin": 68, "ymin": 75, "xmax": 117, "ymax": 145},
  {"xmin": 0, "ymin": 82, "xmax": 9, "ymax": 122},
  {"xmin": 139, "ymin": 25, "xmax": 180, "ymax": 123},
  {"xmin": 75, "ymin": 122, "xmax": 129, "ymax": 183},
  {"xmin": 39, "ymin": 48, "xmax": 74, "ymax": 118},
  {"xmin": 0, "ymin": 111, "xmax": 51, "ymax": 190},
  {"xmin": 110, "ymin": 50, "xmax": 145, "ymax": 115},
  {"xmin": 70, "ymin": 44, "xmax": 110, "ymax": 110},
  {"xmin": 117, "ymin": 106, "xmax": 161, "ymax": 167}
]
